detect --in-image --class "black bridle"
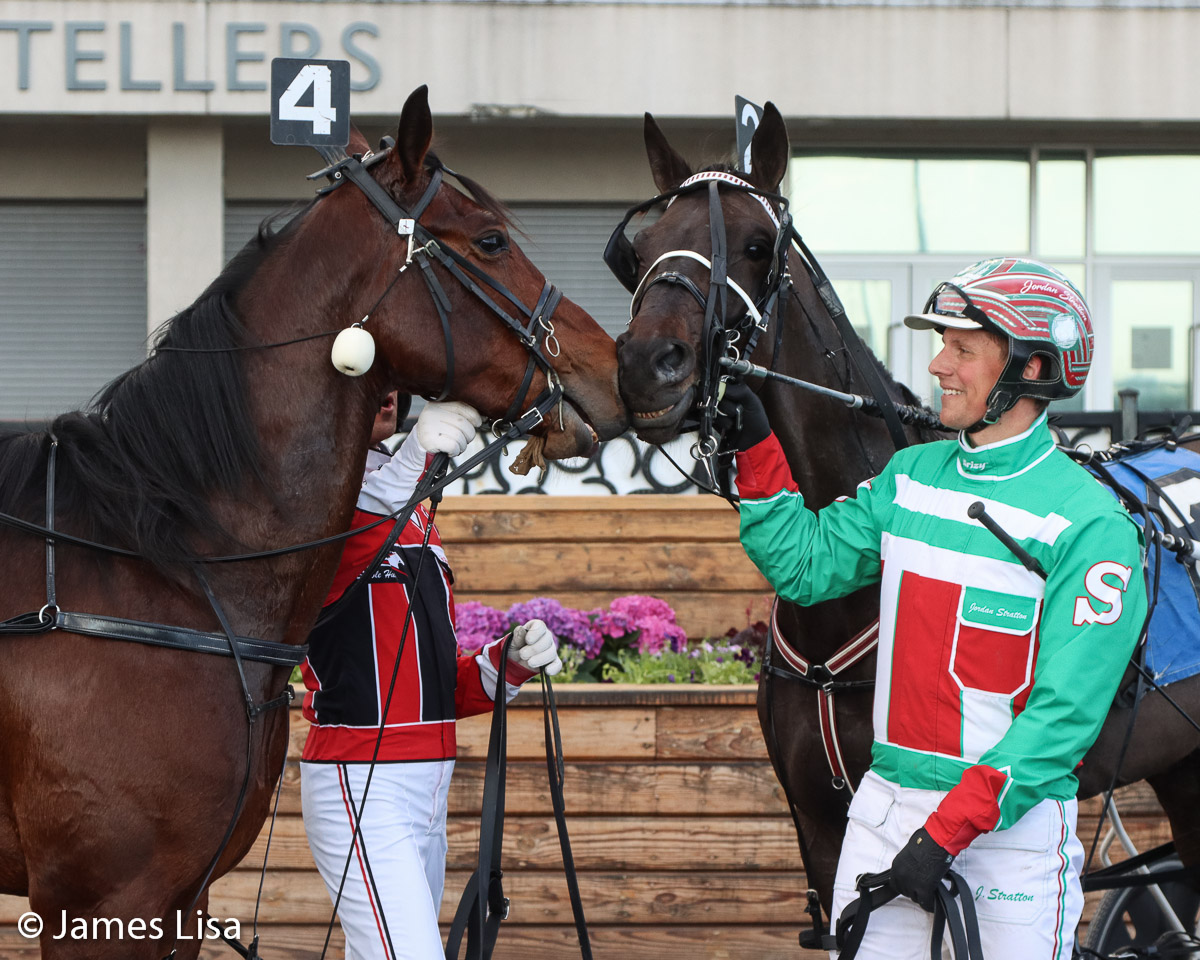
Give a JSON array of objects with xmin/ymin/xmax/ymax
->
[
  {"xmin": 311, "ymin": 141, "xmax": 565, "ymax": 425},
  {"xmin": 605, "ymin": 170, "xmax": 913, "ymax": 488},
  {"xmin": 605, "ymin": 172, "xmax": 793, "ymax": 480}
]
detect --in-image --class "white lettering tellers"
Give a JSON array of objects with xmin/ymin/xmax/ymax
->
[{"xmin": 1073, "ymin": 561, "xmax": 1133, "ymax": 626}]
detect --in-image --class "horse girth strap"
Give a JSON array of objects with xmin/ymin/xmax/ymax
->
[
  {"xmin": 0, "ymin": 610, "xmax": 307, "ymax": 668},
  {"xmin": 0, "ymin": 441, "xmax": 307, "ymax": 669}
]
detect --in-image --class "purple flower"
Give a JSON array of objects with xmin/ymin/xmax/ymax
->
[
  {"xmin": 508, "ymin": 598, "xmax": 603, "ymax": 658},
  {"xmin": 455, "ymin": 601, "xmax": 510, "ymax": 653}
]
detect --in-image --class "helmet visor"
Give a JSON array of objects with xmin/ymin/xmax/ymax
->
[{"xmin": 904, "ymin": 281, "xmax": 994, "ymax": 332}]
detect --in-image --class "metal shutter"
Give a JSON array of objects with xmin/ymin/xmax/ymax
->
[
  {"xmin": 0, "ymin": 202, "xmax": 147, "ymax": 424},
  {"xmin": 508, "ymin": 203, "xmax": 632, "ymax": 339}
]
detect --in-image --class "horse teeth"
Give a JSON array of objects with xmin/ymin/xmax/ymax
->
[{"xmin": 634, "ymin": 406, "xmax": 673, "ymax": 420}]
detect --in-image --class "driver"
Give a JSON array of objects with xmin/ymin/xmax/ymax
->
[
  {"xmin": 723, "ymin": 258, "xmax": 1146, "ymax": 958},
  {"xmin": 299, "ymin": 393, "xmax": 562, "ymax": 960}
]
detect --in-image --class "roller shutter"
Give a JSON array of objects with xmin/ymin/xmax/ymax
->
[{"xmin": 0, "ymin": 202, "xmax": 147, "ymax": 424}]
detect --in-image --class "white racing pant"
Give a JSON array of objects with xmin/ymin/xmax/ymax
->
[
  {"xmin": 830, "ymin": 771, "xmax": 1083, "ymax": 960},
  {"xmin": 301, "ymin": 759, "xmax": 455, "ymax": 960}
]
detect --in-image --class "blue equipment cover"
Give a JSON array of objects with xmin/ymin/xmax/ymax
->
[{"xmin": 1090, "ymin": 445, "xmax": 1200, "ymax": 687}]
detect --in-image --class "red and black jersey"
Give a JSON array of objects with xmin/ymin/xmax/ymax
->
[{"xmin": 300, "ymin": 445, "xmax": 532, "ymax": 763}]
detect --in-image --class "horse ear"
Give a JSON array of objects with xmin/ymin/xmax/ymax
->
[
  {"xmin": 644, "ymin": 113, "xmax": 693, "ymax": 194},
  {"xmin": 395, "ymin": 85, "xmax": 434, "ymax": 183},
  {"xmin": 748, "ymin": 102, "xmax": 789, "ymax": 192}
]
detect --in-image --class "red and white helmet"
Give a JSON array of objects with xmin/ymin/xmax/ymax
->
[{"xmin": 905, "ymin": 257, "xmax": 1093, "ymax": 423}]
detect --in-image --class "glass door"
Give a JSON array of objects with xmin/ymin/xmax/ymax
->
[{"xmin": 1092, "ymin": 265, "xmax": 1200, "ymax": 412}]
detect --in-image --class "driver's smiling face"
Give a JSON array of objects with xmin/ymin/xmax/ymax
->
[{"xmin": 929, "ymin": 328, "xmax": 1008, "ymax": 431}]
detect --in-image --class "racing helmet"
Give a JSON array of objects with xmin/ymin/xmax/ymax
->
[{"xmin": 904, "ymin": 257, "xmax": 1093, "ymax": 425}]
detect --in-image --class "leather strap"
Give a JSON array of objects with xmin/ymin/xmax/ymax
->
[
  {"xmin": 46, "ymin": 611, "xmax": 307, "ymax": 667},
  {"xmin": 445, "ymin": 637, "xmax": 513, "ymax": 960},
  {"xmin": 541, "ymin": 674, "xmax": 593, "ymax": 958},
  {"xmin": 834, "ymin": 869, "xmax": 985, "ymax": 960},
  {"xmin": 768, "ymin": 599, "xmax": 878, "ymax": 793}
]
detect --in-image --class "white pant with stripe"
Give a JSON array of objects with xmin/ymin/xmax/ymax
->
[
  {"xmin": 830, "ymin": 770, "xmax": 1084, "ymax": 960},
  {"xmin": 301, "ymin": 759, "xmax": 455, "ymax": 960}
]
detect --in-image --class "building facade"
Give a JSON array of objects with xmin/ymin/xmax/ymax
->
[{"xmin": 3, "ymin": 0, "xmax": 1200, "ymax": 430}]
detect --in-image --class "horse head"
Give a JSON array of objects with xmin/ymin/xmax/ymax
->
[
  {"xmin": 616, "ymin": 103, "xmax": 790, "ymax": 444},
  {"xmin": 307, "ymin": 85, "xmax": 627, "ymax": 459}
]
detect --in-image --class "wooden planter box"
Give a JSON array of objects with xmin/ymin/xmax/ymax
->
[{"xmin": 0, "ymin": 684, "xmax": 1172, "ymax": 958}]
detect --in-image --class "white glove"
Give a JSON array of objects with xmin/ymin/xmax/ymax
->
[
  {"xmin": 415, "ymin": 401, "xmax": 482, "ymax": 457},
  {"xmin": 507, "ymin": 619, "xmax": 563, "ymax": 676}
]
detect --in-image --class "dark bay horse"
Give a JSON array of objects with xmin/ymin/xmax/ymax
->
[
  {"xmin": 0, "ymin": 85, "xmax": 626, "ymax": 959},
  {"xmin": 615, "ymin": 104, "xmax": 1200, "ymax": 931}
]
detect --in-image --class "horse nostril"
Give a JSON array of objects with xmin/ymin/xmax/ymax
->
[{"xmin": 653, "ymin": 341, "xmax": 690, "ymax": 379}]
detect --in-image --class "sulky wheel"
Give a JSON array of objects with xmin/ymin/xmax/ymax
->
[{"xmin": 1083, "ymin": 857, "xmax": 1200, "ymax": 956}]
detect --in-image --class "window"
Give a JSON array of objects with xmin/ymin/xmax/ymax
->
[{"xmin": 789, "ymin": 150, "xmax": 1200, "ymax": 413}]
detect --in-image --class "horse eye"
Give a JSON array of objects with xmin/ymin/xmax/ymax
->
[
  {"xmin": 475, "ymin": 231, "xmax": 509, "ymax": 256},
  {"xmin": 745, "ymin": 241, "xmax": 771, "ymax": 261}
]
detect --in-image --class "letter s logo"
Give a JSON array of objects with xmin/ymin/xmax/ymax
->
[{"xmin": 1073, "ymin": 561, "xmax": 1133, "ymax": 626}]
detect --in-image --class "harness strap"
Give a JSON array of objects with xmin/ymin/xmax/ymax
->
[
  {"xmin": 445, "ymin": 636, "xmax": 513, "ymax": 960},
  {"xmin": 416, "ymin": 253, "xmax": 458, "ymax": 402},
  {"xmin": 47, "ymin": 612, "xmax": 307, "ymax": 667},
  {"xmin": 540, "ymin": 673, "xmax": 593, "ymax": 958},
  {"xmin": 768, "ymin": 599, "xmax": 878, "ymax": 793},
  {"xmin": 45, "ymin": 437, "xmax": 58, "ymax": 618}
]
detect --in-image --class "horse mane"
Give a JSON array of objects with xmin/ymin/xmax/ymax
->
[{"xmin": 0, "ymin": 210, "xmax": 307, "ymax": 570}]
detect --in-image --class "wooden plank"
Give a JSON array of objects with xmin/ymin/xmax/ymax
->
[
  {"xmin": 1079, "ymin": 781, "xmax": 1164, "ymax": 817},
  {"xmin": 196, "ymin": 923, "xmax": 806, "ymax": 960},
  {"xmin": 290, "ymin": 707, "xmax": 659, "ymax": 762},
  {"xmin": 230, "ymin": 808, "xmax": 1180, "ymax": 875},
  {"xmin": 201, "ymin": 870, "xmax": 809, "ymax": 925},
  {"xmin": 237, "ymin": 815, "xmax": 805, "ymax": 873},
  {"xmin": 656, "ymin": 705, "xmax": 767, "ymax": 760},
  {"xmin": 449, "ymin": 543, "xmax": 768, "ymax": 592},
  {"xmin": 274, "ymin": 761, "xmax": 791, "ymax": 817},
  {"xmin": 234, "ymin": 809, "xmax": 1176, "ymax": 876},
  {"xmin": 435, "ymin": 495, "xmax": 742, "ymax": 543},
  {"xmin": 286, "ymin": 684, "xmax": 760, "ymax": 712},
  {"xmin": 457, "ymin": 590, "xmax": 774, "ymax": 640}
]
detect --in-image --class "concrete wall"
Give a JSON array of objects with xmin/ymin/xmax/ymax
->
[{"xmin": 3, "ymin": 1, "xmax": 1200, "ymax": 122}]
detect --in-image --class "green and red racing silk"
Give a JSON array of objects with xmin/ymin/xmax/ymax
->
[{"xmin": 736, "ymin": 413, "xmax": 1146, "ymax": 854}]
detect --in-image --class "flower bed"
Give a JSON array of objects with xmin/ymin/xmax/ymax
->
[{"xmin": 456, "ymin": 594, "xmax": 766, "ymax": 684}]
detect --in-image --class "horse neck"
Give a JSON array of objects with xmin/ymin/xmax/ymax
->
[
  {"xmin": 758, "ymin": 281, "xmax": 896, "ymax": 509},
  {"xmin": 211, "ymin": 227, "xmax": 384, "ymax": 644}
]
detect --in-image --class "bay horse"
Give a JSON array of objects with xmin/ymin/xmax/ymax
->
[
  {"xmin": 0, "ymin": 85, "xmax": 626, "ymax": 960},
  {"xmin": 614, "ymin": 104, "xmax": 1200, "ymax": 938}
]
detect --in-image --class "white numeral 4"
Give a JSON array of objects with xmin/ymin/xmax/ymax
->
[{"xmin": 279, "ymin": 64, "xmax": 336, "ymax": 135}]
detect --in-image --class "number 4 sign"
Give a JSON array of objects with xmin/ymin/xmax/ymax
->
[{"xmin": 270, "ymin": 58, "xmax": 351, "ymax": 147}]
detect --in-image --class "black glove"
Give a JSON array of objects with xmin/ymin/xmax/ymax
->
[
  {"xmin": 717, "ymin": 380, "xmax": 771, "ymax": 452},
  {"xmin": 889, "ymin": 827, "xmax": 954, "ymax": 913}
]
